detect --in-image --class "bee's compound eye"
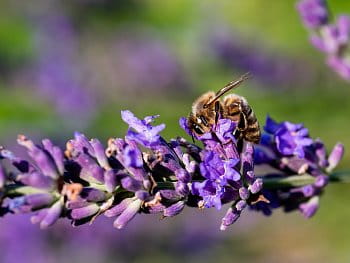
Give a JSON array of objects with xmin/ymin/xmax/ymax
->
[{"xmin": 193, "ymin": 125, "xmax": 204, "ymax": 135}]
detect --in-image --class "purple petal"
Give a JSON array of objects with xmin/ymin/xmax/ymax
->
[
  {"xmin": 66, "ymin": 199, "xmax": 90, "ymax": 209},
  {"xmin": 42, "ymin": 139, "xmax": 65, "ymax": 174},
  {"xmin": 8, "ymin": 197, "xmax": 28, "ymax": 213},
  {"xmin": 239, "ymin": 187, "xmax": 250, "ymax": 200},
  {"xmin": 175, "ymin": 169, "xmax": 191, "ymax": 183},
  {"xmin": 314, "ymin": 174, "xmax": 328, "ymax": 188},
  {"xmin": 215, "ymin": 119, "xmax": 236, "ymax": 143},
  {"xmin": 121, "ymin": 176, "xmax": 142, "ymax": 192},
  {"xmin": 299, "ymin": 196, "xmax": 319, "ymax": 218},
  {"xmin": 296, "ymin": 0, "xmax": 328, "ymax": 29},
  {"xmin": 71, "ymin": 203, "xmax": 100, "ymax": 220},
  {"xmin": 80, "ymin": 188, "xmax": 106, "ymax": 202},
  {"xmin": 31, "ymin": 209, "xmax": 48, "ymax": 224},
  {"xmin": 220, "ymin": 207, "xmax": 240, "ymax": 231},
  {"xmin": 175, "ymin": 181, "xmax": 190, "ymax": 196},
  {"xmin": 248, "ymin": 178, "xmax": 263, "ymax": 194},
  {"xmin": 104, "ymin": 170, "xmax": 119, "ymax": 193},
  {"xmin": 122, "ymin": 110, "xmax": 165, "ymax": 147},
  {"xmin": 337, "ymin": 15, "xmax": 350, "ymax": 44},
  {"xmin": 327, "ymin": 143, "xmax": 344, "ymax": 172},
  {"xmin": 301, "ymin": 185, "xmax": 315, "ymax": 197},
  {"xmin": 191, "ymin": 181, "xmax": 206, "ymax": 196},
  {"xmin": 1, "ymin": 149, "xmax": 32, "ymax": 173},
  {"xmin": 144, "ymin": 203, "xmax": 166, "ymax": 214},
  {"xmin": 121, "ymin": 110, "xmax": 145, "ymax": 132},
  {"xmin": 123, "ymin": 145, "xmax": 143, "ymax": 168},
  {"xmin": 179, "ymin": 117, "xmax": 193, "ymax": 136},
  {"xmin": 40, "ymin": 199, "xmax": 63, "ymax": 228},
  {"xmin": 284, "ymin": 157, "xmax": 309, "ymax": 174},
  {"xmin": 310, "ymin": 34, "xmax": 328, "ymax": 52},
  {"xmin": 182, "ymin": 153, "xmax": 196, "ymax": 174},
  {"xmin": 327, "ymin": 56, "xmax": 350, "ymax": 81},
  {"xmin": 17, "ymin": 172, "xmax": 54, "ymax": 189},
  {"xmin": 80, "ymin": 163, "xmax": 105, "ymax": 184},
  {"xmin": 113, "ymin": 199, "xmax": 142, "ymax": 229},
  {"xmin": 264, "ymin": 116, "xmax": 280, "ymax": 133},
  {"xmin": 104, "ymin": 198, "xmax": 134, "ymax": 218},
  {"xmin": 73, "ymin": 132, "xmax": 94, "ymax": 155},
  {"xmin": 135, "ymin": 190, "xmax": 150, "ymax": 201},
  {"xmin": 26, "ymin": 193, "xmax": 54, "ymax": 208},
  {"xmin": 90, "ymin": 138, "xmax": 110, "ymax": 169},
  {"xmin": 163, "ymin": 201, "xmax": 185, "ymax": 217},
  {"xmin": 30, "ymin": 148, "xmax": 59, "ymax": 179},
  {"xmin": 235, "ymin": 200, "xmax": 247, "ymax": 211},
  {"xmin": 224, "ymin": 159, "xmax": 240, "ymax": 181},
  {"xmin": 160, "ymin": 190, "xmax": 183, "ymax": 201}
]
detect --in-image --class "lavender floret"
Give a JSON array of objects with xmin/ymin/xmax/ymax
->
[
  {"xmin": 252, "ymin": 116, "xmax": 344, "ymax": 218},
  {"xmin": 263, "ymin": 116, "xmax": 313, "ymax": 158}
]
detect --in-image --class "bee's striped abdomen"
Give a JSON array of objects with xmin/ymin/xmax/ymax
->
[{"xmin": 223, "ymin": 94, "xmax": 261, "ymax": 144}]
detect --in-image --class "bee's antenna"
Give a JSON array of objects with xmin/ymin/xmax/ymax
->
[
  {"xmin": 203, "ymin": 72, "xmax": 251, "ymax": 108},
  {"xmin": 191, "ymin": 134, "xmax": 196, "ymax": 144}
]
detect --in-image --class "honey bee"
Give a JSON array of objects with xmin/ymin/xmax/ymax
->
[{"xmin": 187, "ymin": 72, "xmax": 260, "ymax": 144}]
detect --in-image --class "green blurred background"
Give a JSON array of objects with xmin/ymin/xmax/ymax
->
[{"xmin": 0, "ymin": 0, "xmax": 350, "ymax": 262}]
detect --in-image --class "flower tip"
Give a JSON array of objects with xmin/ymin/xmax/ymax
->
[
  {"xmin": 327, "ymin": 143, "xmax": 345, "ymax": 172},
  {"xmin": 179, "ymin": 117, "xmax": 192, "ymax": 136},
  {"xmin": 120, "ymin": 110, "xmax": 134, "ymax": 123},
  {"xmin": 74, "ymin": 131, "xmax": 87, "ymax": 140},
  {"xmin": 264, "ymin": 115, "xmax": 279, "ymax": 133},
  {"xmin": 299, "ymin": 196, "xmax": 319, "ymax": 218},
  {"xmin": 17, "ymin": 134, "xmax": 26, "ymax": 141},
  {"xmin": 219, "ymin": 225, "xmax": 227, "ymax": 231},
  {"xmin": 113, "ymin": 222, "xmax": 124, "ymax": 229},
  {"xmin": 17, "ymin": 135, "xmax": 35, "ymax": 149}
]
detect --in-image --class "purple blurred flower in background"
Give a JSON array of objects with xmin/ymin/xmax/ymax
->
[
  {"xmin": 297, "ymin": 0, "xmax": 329, "ymax": 29},
  {"xmin": 210, "ymin": 29, "xmax": 315, "ymax": 89},
  {"xmin": 111, "ymin": 31, "xmax": 190, "ymax": 94},
  {"xmin": 78, "ymin": 28, "xmax": 191, "ymax": 103},
  {"xmin": 297, "ymin": 0, "xmax": 350, "ymax": 81},
  {"xmin": 0, "ymin": 209, "xmax": 231, "ymax": 263},
  {"xmin": 33, "ymin": 14, "xmax": 96, "ymax": 126},
  {"xmin": 262, "ymin": 116, "xmax": 313, "ymax": 158}
]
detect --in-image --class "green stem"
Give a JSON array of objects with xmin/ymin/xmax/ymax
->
[
  {"xmin": 329, "ymin": 171, "xmax": 350, "ymax": 183},
  {"xmin": 261, "ymin": 174, "xmax": 316, "ymax": 189},
  {"xmin": 5, "ymin": 185, "xmax": 49, "ymax": 196},
  {"xmin": 154, "ymin": 177, "xmax": 317, "ymax": 191},
  {"xmin": 6, "ymin": 171, "xmax": 350, "ymax": 198},
  {"xmin": 155, "ymin": 171, "xmax": 350, "ymax": 191}
]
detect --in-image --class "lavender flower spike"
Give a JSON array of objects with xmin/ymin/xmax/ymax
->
[
  {"xmin": 297, "ymin": 0, "xmax": 350, "ymax": 81},
  {"xmin": 252, "ymin": 116, "xmax": 345, "ymax": 219},
  {"xmin": 0, "ymin": 110, "xmax": 347, "ymax": 232}
]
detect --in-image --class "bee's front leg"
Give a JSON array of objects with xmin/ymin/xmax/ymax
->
[
  {"xmin": 214, "ymin": 101, "xmax": 220, "ymax": 125},
  {"xmin": 238, "ymin": 111, "xmax": 248, "ymax": 132}
]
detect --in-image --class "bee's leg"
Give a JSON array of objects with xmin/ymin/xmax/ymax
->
[
  {"xmin": 237, "ymin": 137, "xmax": 244, "ymax": 153},
  {"xmin": 238, "ymin": 112, "xmax": 248, "ymax": 131},
  {"xmin": 233, "ymin": 112, "xmax": 247, "ymax": 141},
  {"xmin": 214, "ymin": 101, "xmax": 220, "ymax": 125}
]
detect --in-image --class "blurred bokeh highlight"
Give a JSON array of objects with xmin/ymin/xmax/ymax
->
[{"xmin": 0, "ymin": 0, "xmax": 350, "ymax": 262}]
